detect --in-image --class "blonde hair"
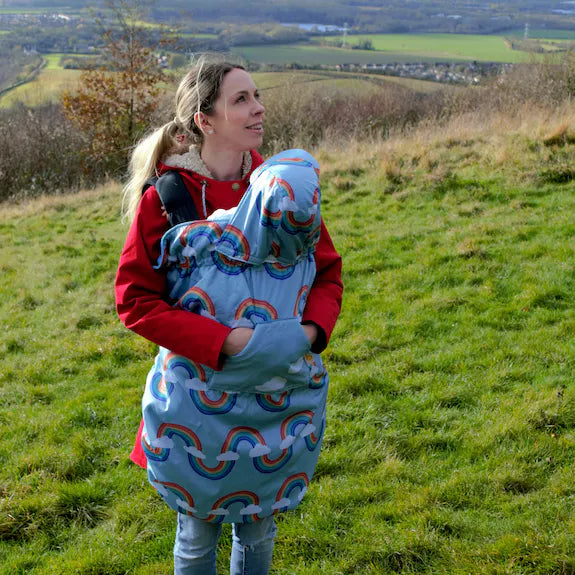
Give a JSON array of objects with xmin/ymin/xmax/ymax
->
[{"xmin": 122, "ymin": 56, "xmax": 245, "ymax": 222}]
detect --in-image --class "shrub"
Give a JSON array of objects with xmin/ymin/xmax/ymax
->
[{"xmin": 0, "ymin": 102, "xmax": 101, "ymax": 201}]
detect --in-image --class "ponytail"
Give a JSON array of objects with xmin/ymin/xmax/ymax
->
[{"xmin": 121, "ymin": 121, "xmax": 178, "ymax": 223}]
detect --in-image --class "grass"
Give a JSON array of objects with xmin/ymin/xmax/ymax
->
[
  {"xmin": 0, "ymin": 67, "xmax": 82, "ymax": 107},
  {"xmin": 319, "ymin": 33, "xmax": 534, "ymax": 63},
  {"xmin": 233, "ymin": 32, "xmax": 545, "ymax": 66},
  {"xmin": 1, "ymin": 66, "xmax": 441, "ymax": 109},
  {"xmin": 1, "ymin": 106, "xmax": 575, "ymax": 573},
  {"xmin": 232, "ymin": 43, "xmax": 471, "ymax": 66}
]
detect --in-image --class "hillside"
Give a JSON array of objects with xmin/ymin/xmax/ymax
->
[{"xmin": 1, "ymin": 104, "xmax": 574, "ymax": 573}]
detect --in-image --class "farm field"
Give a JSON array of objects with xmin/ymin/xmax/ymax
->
[
  {"xmin": 0, "ymin": 67, "xmax": 82, "ymax": 107},
  {"xmin": 0, "ymin": 64, "xmax": 445, "ymax": 108},
  {"xmin": 332, "ymin": 33, "xmax": 534, "ymax": 63},
  {"xmin": 231, "ymin": 31, "xmax": 549, "ymax": 67},
  {"xmin": 1, "ymin": 108, "xmax": 575, "ymax": 573},
  {"xmin": 232, "ymin": 43, "xmax": 474, "ymax": 67}
]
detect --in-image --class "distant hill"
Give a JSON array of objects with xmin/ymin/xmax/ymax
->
[{"xmin": 2, "ymin": 0, "xmax": 575, "ymax": 33}]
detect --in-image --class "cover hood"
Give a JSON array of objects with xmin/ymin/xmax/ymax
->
[{"xmin": 214, "ymin": 149, "xmax": 321, "ymax": 266}]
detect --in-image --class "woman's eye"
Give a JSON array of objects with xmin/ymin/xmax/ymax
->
[{"xmin": 236, "ymin": 95, "xmax": 245, "ymax": 103}]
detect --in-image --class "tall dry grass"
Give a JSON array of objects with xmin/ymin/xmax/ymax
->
[{"xmin": 4, "ymin": 54, "xmax": 575, "ymax": 202}]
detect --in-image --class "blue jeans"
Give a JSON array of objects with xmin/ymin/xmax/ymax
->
[{"xmin": 174, "ymin": 513, "xmax": 277, "ymax": 575}]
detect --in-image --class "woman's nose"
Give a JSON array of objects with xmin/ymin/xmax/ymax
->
[{"xmin": 253, "ymin": 99, "xmax": 265, "ymax": 115}]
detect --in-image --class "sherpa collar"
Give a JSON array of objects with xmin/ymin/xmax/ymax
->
[{"xmin": 162, "ymin": 146, "xmax": 253, "ymax": 180}]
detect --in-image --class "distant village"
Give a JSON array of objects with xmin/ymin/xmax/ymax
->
[{"xmin": 335, "ymin": 61, "xmax": 515, "ymax": 85}]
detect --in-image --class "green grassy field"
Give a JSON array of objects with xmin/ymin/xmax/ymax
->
[
  {"xmin": 0, "ymin": 67, "xmax": 82, "ymax": 107},
  {"xmin": 0, "ymin": 65, "xmax": 444, "ymax": 109},
  {"xmin": 232, "ymin": 43, "xmax": 470, "ymax": 66},
  {"xmin": 320, "ymin": 33, "xmax": 532, "ymax": 63},
  {"xmin": 234, "ymin": 32, "xmax": 548, "ymax": 66},
  {"xmin": 1, "ymin": 111, "xmax": 575, "ymax": 573}
]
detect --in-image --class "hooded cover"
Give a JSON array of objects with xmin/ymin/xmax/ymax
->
[{"xmin": 141, "ymin": 149, "xmax": 330, "ymax": 523}]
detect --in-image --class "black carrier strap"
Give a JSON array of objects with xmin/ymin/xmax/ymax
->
[{"xmin": 143, "ymin": 171, "xmax": 199, "ymax": 227}]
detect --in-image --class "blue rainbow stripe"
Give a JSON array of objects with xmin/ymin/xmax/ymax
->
[
  {"xmin": 256, "ymin": 392, "xmax": 291, "ymax": 412},
  {"xmin": 150, "ymin": 371, "xmax": 173, "ymax": 401}
]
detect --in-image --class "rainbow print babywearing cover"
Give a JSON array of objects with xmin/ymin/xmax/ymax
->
[{"xmin": 141, "ymin": 149, "xmax": 329, "ymax": 523}]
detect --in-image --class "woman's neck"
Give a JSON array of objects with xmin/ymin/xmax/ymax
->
[{"xmin": 200, "ymin": 144, "xmax": 244, "ymax": 181}]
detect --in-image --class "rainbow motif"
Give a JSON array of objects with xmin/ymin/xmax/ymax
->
[
  {"xmin": 274, "ymin": 157, "xmax": 315, "ymax": 168},
  {"xmin": 260, "ymin": 192, "xmax": 282, "ymax": 229},
  {"xmin": 304, "ymin": 353, "xmax": 328, "ymax": 389},
  {"xmin": 272, "ymin": 472, "xmax": 309, "ymax": 514},
  {"xmin": 180, "ymin": 221, "xmax": 222, "ymax": 248},
  {"xmin": 264, "ymin": 243, "xmax": 296, "ymax": 280},
  {"xmin": 293, "ymin": 285, "xmax": 309, "ymax": 317},
  {"xmin": 235, "ymin": 298, "xmax": 279, "ymax": 324},
  {"xmin": 165, "ymin": 353, "xmax": 206, "ymax": 382},
  {"xmin": 205, "ymin": 491, "xmax": 261, "ymax": 524},
  {"xmin": 281, "ymin": 209, "xmax": 316, "ymax": 235},
  {"xmin": 157, "ymin": 423, "xmax": 235, "ymax": 480},
  {"xmin": 178, "ymin": 286, "xmax": 216, "ymax": 316},
  {"xmin": 304, "ymin": 417, "xmax": 324, "ymax": 451},
  {"xmin": 254, "ymin": 447, "xmax": 292, "ymax": 474},
  {"xmin": 222, "ymin": 426, "xmax": 266, "ymax": 453},
  {"xmin": 222, "ymin": 427, "xmax": 291, "ymax": 474},
  {"xmin": 142, "ymin": 429, "xmax": 169, "ymax": 462},
  {"xmin": 280, "ymin": 411, "xmax": 314, "ymax": 441},
  {"xmin": 174, "ymin": 256, "xmax": 197, "ymax": 278},
  {"xmin": 312, "ymin": 186, "xmax": 320, "ymax": 205},
  {"xmin": 154, "ymin": 480, "xmax": 196, "ymax": 516},
  {"xmin": 212, "ymin": 226, "xmax": 251, "ymax": 275},
  {"xmin": 309, "ymin": 369, "xmax": 327, "ymax": 389},
  {"xmin": 264, "ymin": 260, "xmax": 296, "ymax": 280},
  {"xmin": 157, "ymin": 422, "xmax": 203, "ymax": 452},
  {"xmin": 190, "ymin": 390, "xmax": 237, "ymax": 415},
  {"xmin": 150, "ymin": 371, "xmax": 173, "ymax": 401},
  {"xmin": 256, "ymin": 392, "xmax": 291, "ymax": 412},
  {"xmin": 271, "ymin": 176, "xmax": 295, "ymax": 202}
]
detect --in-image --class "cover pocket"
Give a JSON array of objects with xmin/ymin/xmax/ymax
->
[{"xmin": 208, "ymin": 317, "xmax": 312, "ymax": 393}]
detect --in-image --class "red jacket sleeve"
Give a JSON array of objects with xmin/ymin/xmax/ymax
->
[
  {"xmin": 302, "ymin": 219, "xmax": 343, "ymax": 353},
  {"xmin": 115, "ymin": 188, "xmax": 232, "ymax": 370}
]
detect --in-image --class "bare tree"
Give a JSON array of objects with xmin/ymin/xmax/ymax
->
[{"xmin": 62, "ymin": 0, "xmax": 173, "ymax": 177}]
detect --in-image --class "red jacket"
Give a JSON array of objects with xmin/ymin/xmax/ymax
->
[{"xmin": 115, "ymin": 149, "xmax": 343, "ymax": 468}]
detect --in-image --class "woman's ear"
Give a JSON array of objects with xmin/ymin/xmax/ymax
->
[{"xmin": 194, "ymin": 112, "xmax": 214, "ymax": 135}]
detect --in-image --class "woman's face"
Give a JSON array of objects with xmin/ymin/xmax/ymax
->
[{"xmin": 204, "ymin": 68, "xmax": 265, "ymax": 151}]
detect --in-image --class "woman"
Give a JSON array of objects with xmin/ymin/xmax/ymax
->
[{"xmin": 115, "ymin": 58, "xmax": 343, "ymax": 575}]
